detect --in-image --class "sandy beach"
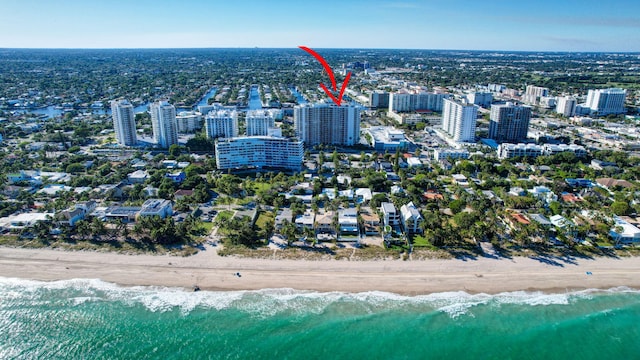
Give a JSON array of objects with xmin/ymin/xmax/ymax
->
[{"xmin": 1, "ymin": 245, "xmax": 639, "ymax": 294}]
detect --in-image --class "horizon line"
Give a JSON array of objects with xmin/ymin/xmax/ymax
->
[{"xmin": 1, "ymin": 47, "xmax": 639, "ymax": 54}]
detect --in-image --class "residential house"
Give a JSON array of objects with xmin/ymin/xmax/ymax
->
[
  {"xmin": 139, "ymin": 199, "xmax": 173, "ymax": 219},
  {"xmin": 274, "ymin": 208, "xmax": 293, "ymax": 230},
  {"xmin": 295, "ymin": 210, "xmax": 315, "ymax": 230},
  {"xmin": 166, "ymin": 171, "xmax": 186, "ymax": 183},
  {"xmin": 610, "ymin": 216, "xmax": 640, "ymax": 244},
  {"xmin": 314, "ymin": 211, "xmax": 335, "ymax": 234},
  {"xmin": 127, "ymin": 170, "xmax": 149, "ymax": 184},
  {"xmin": 360, "ymin": 207, "xmax": 380, "ymax": 235},
  {"xmin": 338, "ymin": 208, "xmax": 359, "ymax": 236},
  {"xmin": 400, "ymin": 201, "xmax": 423, "ymax": 235},
  {"xmin": 381, "ymin": 202, "xmax": 400, "ymax": 231},
  {"xmin": 596, "ymin": 178, "xmax": 633, "ymax": 190},
  {"xmin": 174, "ymin": 189, "xmax": 194, "ymax": 200}
]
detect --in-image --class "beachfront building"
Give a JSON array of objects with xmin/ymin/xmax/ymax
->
[
  {"xmin": 150, "ymin": 101, "xmax": 178, "ymax": 148},
  {"xmin": 139, "ymin": 199, "xmax": 173, "ymax": 219},
  {"xmin": 215, "ymin": 136, "xmax": 303, "ymax": 171},
  {"xmin": 246, "ymin": 110, "xmax": 275, "ymax": 136},
  {"xmin": 294, "ymin": 103, "xmax": 360, "ymax": 146},
  {"xmin": 441, "ymin": 98, "xmax": 477, "ymax": 143},
  {"xmin": 205, "ymin": 110, "xmax": 239, "ymax": 139},
  {"xmin": 111, "ymin": 100, "xmax": 137, "ymax": 146},
  {"xmin": 176, "ymin": 111, "xmax": 203, "ymax": 133},
  {"xmin": 400, "ymin": 202, "xmax": 423, "ymax": 235},
  {"xmin": 338, "ymin": 208, "xmax": 359, "ymax": 236},
  {"xmin": 381, "ymin": 202, "xmax": 401, "ymax": 231},
  {"xmin": 610, "ymin": 216, "xmax": 640, "ymax": 245},
  {"xmin": 489, "ymin": 102, "xmax": 531, "ymax": 143},
  {"xmin": 585, "ymin": 88, "xmax": 626, "ymax": 116}
]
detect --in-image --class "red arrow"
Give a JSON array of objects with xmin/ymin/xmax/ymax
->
[{"xmin": 299, "ymin": 46, "xmax": 352, "ymax": 106}]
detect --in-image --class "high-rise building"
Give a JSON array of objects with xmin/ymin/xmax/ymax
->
[
  {"xmin": 204, "ymin": 110, "xmax": 239, "ymax": 139},
  {"xmin": 585, "ymin": 88, "xmax": 626, "ymax": 116},
  {"xmin": 294, "ymin": 103, "xmax": 360, "ymax": 146},
  {"xmin": 369, "ymin": 91, "xmax": 390, "ymax": 109},
  {"xmin": 176, "ymin": 111, "xmax": 203, "ymax": 133},
  {"xmin": 523, "ymin": 85, "xmax": 549, "ymax": 105},
  {"xmin": 150, "ymin": 101, "xmax": 178, "ymax": 148},
  {"xmin": 489, "ymin": 102, "xmax": 531, "ymax": 143},
  {"xmin": 555, "ymin": 96, "xmax": 577, "ymax": 117},
  {"xmin": 111, "ymin": 100, "xmax": 137, "ymax": 146},
  {"xmin": 467, "ymin": 92, "xmax": 493, "ymax": 108},
  {"xmin": 389, "ymin": 92, "xmax": 449, "ymax": 113},
  {"xmin": 246, "ymin": 110, "xmax": 275, "ymax": 136},
  {"xmin": 441, "ymin": 98, "xmax": 477, "ymax": 143},
  {"xmin": 215, "ymin": 136, "xmax": 303, "ymax": 171}
]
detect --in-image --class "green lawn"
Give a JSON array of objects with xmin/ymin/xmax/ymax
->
[
  {"xmin": 412, "ymin": 235, "xmax": 437, "ymax": 249},
  {"xmin": 199, "ymin": 222, "xmax": 215, "ymax": 234},
  {"xmin": 216, "ymin": 210, "xmax": 234, "ymax": 222},
  {"xmin": 252, "ymin": 182, "xmax": 272, "ymax": 193},
  {"xmin": 255, "ymin": 212, "xmax": 275, "ymax": 231}
]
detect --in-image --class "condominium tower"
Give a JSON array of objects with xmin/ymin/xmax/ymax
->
[
  {"xmin": 246, "ymin": 110, "xmax": 275, "ymax": 136},
  {"xmin": 150, "ymin": 101, "xmax": 178, "ymax": 148},
  {"xmin": 586, "ymin": 88, "xmax": 626, "ymax": 116},
  {"xmin": 555, "ymin": 96, "xmax": 577, "ymax": 117},
  {"xmin": 441, "ymin": 98, "xmax": 477, "ymax": 143},
  {"xmin": 111, "ymin": 100, "xmax": 137, "ymax": 146},
  {"xmin": 294, "ymin": 103, "xmax": 360, "ymax": 146},
  {"xmin": 204, "ymin": 110, "xmax": 239, "ymax": 139},
  {"xmin": 489, "ymin": 103, "xmax": 531, "ymax": 143}
]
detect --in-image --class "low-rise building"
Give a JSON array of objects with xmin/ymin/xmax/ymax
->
[
  {"xmin": 381, "ymin": 202, "xmax": 400, "ymax": 230},
  {"xmin": 139, "ymin": 199, "xmax": 173, "ymax": 219},
  {"xmin": 610, "ymin": 216, "xmax": 640, "ymax": 244},
  {"xmin": 400, "ymin": 202, "xmax": 423, "ymax": 235},
  {"xmin": 433, "ymin": 148, "xmax": 470, "ymax": 161},
  {"xmin": 366, "ymin": 126, "xmax": 409, "ymax": 151},
  {"xmin": 295, "ymin": 210, "xmax": 315, "ymax": 230},
  {"xmin": 127, "ymin": 170, "xmax": 149, "ymax": 184},
  {"xmin": 338, "ymin": 208, "xmax": 359, "ymax": 235}
]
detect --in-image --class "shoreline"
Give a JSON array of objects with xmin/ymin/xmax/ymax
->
[{"xmin": 1, "ymin": 246, "xmax": 640, "ymax": 295}]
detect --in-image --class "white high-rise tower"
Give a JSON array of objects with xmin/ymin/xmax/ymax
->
[
  {"xmin": 150, "ymin": 101, "xmax": 178, "ymax": 148},
  {"xmin": 441, "ymin": 98, "xmax": 477, "ymax": 143},
  {"xmin": 204, "ymin": 110, "xmax": 239, "ymax": 139},
  {"xmin": 111, "ymin": 100, "xmax": 137, "ymax": 146},
  {"xmin": 246, "ymin": 110, "xmax": 275, "ymax": 136}
]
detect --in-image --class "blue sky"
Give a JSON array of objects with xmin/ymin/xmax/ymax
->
[{"xmin": 1, "ymin": 0, "xmax": 639, "ymax": 51}]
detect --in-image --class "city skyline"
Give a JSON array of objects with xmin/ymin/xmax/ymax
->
[{"xmin": 0, "ymin": 0, "xmax": 639, "ymax": 52}]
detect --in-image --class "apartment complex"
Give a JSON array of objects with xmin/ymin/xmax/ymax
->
[
  {"xmin": 204, "ymin": 110, "xmax": 239, "ymax": 139},
  {"xmin": 556, "ymin": 96, "xmax": 577, "ymax": 117},
  {"xmin": 111, "ymin": 100, "xmax": 137, "ymax": 146},
  {"xmin": 389, "ymin": 92, "xmax": 449, "ymax": 113},
  {"xmin": 245, "ymin": 110, "xmax": 275, "ymax": 136},
  {"xmin": 489, "ymin": 102, "xmax": 531, "ymax": 143},
  {"xmin": 176, "ymin": 111, "xmax": 203, "ymax": 133},
  {"xmin": 150, "ymin": 101, "xmax": 178, "ymax": 148},
  {"xmin": 441, "ymin": 98, "xmax": 477, "ymax": 143},
  {"xmin": 215, "ymin": 136, "xmax": 303, "ymax": 171},
  {"xmin": 294, "ymin": 103, "xmax": 360, "ymax": 146}
]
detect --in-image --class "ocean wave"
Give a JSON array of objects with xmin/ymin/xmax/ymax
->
[{"xmin": 1, "ymin": 277, "xmax": 638, "ymax": 318}]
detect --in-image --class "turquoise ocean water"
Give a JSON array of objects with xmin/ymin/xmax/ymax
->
[{"xmin": 1, "ymin": 277, "xmax": 639, "ymax": 359}]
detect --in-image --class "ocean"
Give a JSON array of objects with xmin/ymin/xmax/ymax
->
[{"xmin": 1, "ymin": 277, "xmax": 638, "ymax": 359}]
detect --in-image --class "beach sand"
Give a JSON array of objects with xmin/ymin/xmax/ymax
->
[{"xmin": 1, "ymin": 245, "xmax": 639, "ymax": 294}]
